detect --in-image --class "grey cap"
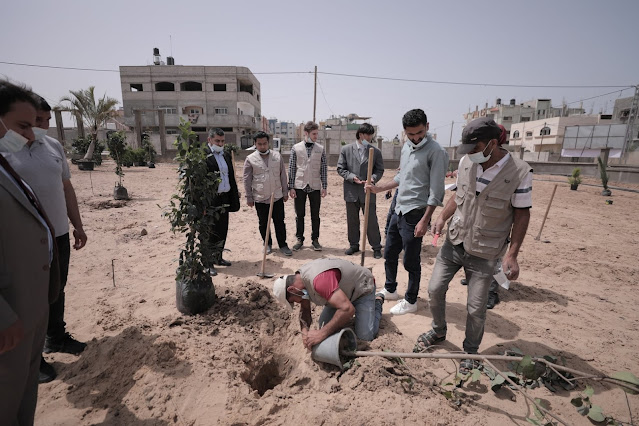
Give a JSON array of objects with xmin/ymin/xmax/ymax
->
[{"xmin": 458, "ymin": 117, "xmax": 501, "ymax": 155}]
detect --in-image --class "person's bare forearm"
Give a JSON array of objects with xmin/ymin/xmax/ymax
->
[
  {"xmin": 506, "ymin": 208, "xmax": 530, "ymax": 259},
  {"xmin": 438, "ymin": 195, "xmax": 458, "ymax": 224},
  {"xmin": 373, "ymin": 179, "xmax": 399, "ymax": 192},
  {"xmin": 63, "ymin": 181, "xmax": 83, "ymax": 230}
]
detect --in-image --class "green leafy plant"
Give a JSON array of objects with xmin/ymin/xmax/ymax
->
[
  {"xmin": 223, "ymin": 143, "xmax": 239, "ymax": 155},
  {"xmin": 570, "ymin": 385, "xmax": 620, "ymax": 424},
  {"xmin": 598, "ymin": 157, "xmax": 610, "ymax": 194},
  {"xmin": 142, "ymin": 133, "xmax": 156, "ymax": 163},
  {"xmin": 130, "ymin": 148, "xmax": 147, "ymax": 165},
  {"xmin": 163, "ymin": 119, "xmax": 224, "ymax": 286},
  {"xmin": 71, "ymin": 135, "xmax": 104, "ymax": 165},
  {"xmin": 107, "ymin": 131, "xmax": 127, "ymax": 185},
  {"xmin": 60, "ymin": 86, "xmax": 118, "ymax": 161},
  {"xmin": 568, "ymin": 167, "xmax": 582, "ymax": 186}
]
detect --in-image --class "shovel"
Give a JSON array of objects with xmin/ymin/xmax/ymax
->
[{"xmin": 257, "ymin": 193, "xmax": 275, "ymax": 278}]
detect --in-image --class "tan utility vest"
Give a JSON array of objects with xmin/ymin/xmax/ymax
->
[
  {"xmin": 298, "ymin": 258, "xmax": 375, "ymax": 306},
  {"xmin": 246, "ymin": 150, "xmax": 284, "ymax": 202},
  {"xmin": 447, "ymin": 154, "xmax": 531, "ymax": 260},
  {"xmin": 293, "ymin": 141, "xmax": 323, "ymax": 190}
]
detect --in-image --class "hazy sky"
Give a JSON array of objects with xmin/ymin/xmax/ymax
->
[{"xmin": 2, "ymin": 0, "xmax": 637, "ymax": 145}]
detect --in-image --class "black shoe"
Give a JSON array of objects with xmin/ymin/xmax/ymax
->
[
  {"xmin": 266, "ymin": 245, "xmax": 272, "ymax": 255},
  {"xmin": 460, "ymin": 279, "xmax": 468, "ymax": 286},
  {"xmin": 44, "ymin": 333, "xmax": 87, "ymax": 355},
  {"xmin": 487, "ymin": 291, "xmax": 500, "ymax": 309},
  {"xmin": 208, "ymin": 267, "xmax": 218, "ymax": 277},
  {"xmin": 311, "ymin": 240, "xmax": 322, "ymax": 251},
  {"xmin": 39, "ymin": 358, "xmax": 56, "ymax": 383},
  {"xmin": 280, "ymin": 246, "xmax": 293, "ymax": 256},
  {"xmin": 345, "ymin": 246, "xmax": 359, "ymax": 255},
  {"xmin": 373, "ymin": 249, "xmax": 382, "ymax": 259},
  {"xmin": 293, "ymin": 240, "xmax": 303, "ymax": 251},
  {"xmin": 216, "ymin": 258, "xmax": 232, "ymax": 267}
]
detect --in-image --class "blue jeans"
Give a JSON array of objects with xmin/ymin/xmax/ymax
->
[
  {"xmin": 383, "ymin": 209, "xmax": 424, "ymax": 304},
  {"xmin": 428, "ymin": 239, "xmax": 499, "ymax": 354},
  {"xmin": 318, "ymin": 292, "xmax": 382, "ymax": 341}
]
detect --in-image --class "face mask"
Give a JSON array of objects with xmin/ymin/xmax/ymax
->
[
  {"xmin": 360, "ymin": 139, "xmax": 370, "ymax": 147},
  {"xmin": 468, "ymin": 142, "xmax": 495, "ymax": 164},
  {"xmin": 0, "ymin": 119, "xmax": 29, "ymax": 153},
  {"xmin": 300, "ymin": 289, "xmax": 309, "ymax": 300},
  {"xmin": 258, "ymin": 148, "xmax": 270, "ymax": 155},
  {"xmin": 32, "ymin": 127, "xmax": 47, "ymax": 140},
  {"xmin": 210, "ymin": 144, "xmax": 224, "ymax": 153},
  {"xmin": 408, "ymin": 137, "xmax": 427, "ymax": 152}
]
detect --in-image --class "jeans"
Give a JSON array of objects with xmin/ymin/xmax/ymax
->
[
  {"xmin": 318, "ymin": 292, "xmax": 383, "ymax": 341},
  {"xmin": 47, "ymin": 233, "xmax": 71, "ymax": 340},
  {"xmin": 255, "ymin": 197, "xmax": 287, "ymax": 248},
  {"xmin": 383, "ymin": 209, "xmax": 424, "ymax": 304},
  {"xmin": 294, "ymin": 188, "xmax": 321, "ymax": 242},
  {"xmin": 346, "ymin": 199, "xmax": 382, "ymax": 250},
  {"xmin": 384, "ymin": 190, "xmax": 398, "ymax": 236},
  {"xmin": 428, "ymin": 239, "xmax": 499, "ymax": 354}
]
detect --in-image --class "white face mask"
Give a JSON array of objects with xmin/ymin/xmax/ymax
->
[
  {"xmin": 32, "ymin": 127, "xmax": 47, "ymax": 140},
  {"xmin": 468, "ymin": 142, "xmax": 495, "ymax": 164},
  {"xmin": 210, "ymin": 144, "xmax": 224, "ymax": 153},
  {"xmin": 0, "ymin": 119, "xmax": 29, "ymax": 153},
  {"xmin": 259, "ymin": 148, "xmax": 270, "ymax": 155}
]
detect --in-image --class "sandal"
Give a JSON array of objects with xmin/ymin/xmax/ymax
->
[
  {"xmin": 459, "ymin": 358, "xmax": 482, "ymax": 375},
  {"xmin": 413, "ymin": 329, "xmax": 446, "ymax": 353}
]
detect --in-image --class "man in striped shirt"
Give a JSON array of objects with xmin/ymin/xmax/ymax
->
[
  {"xmin": 416, "ymin": 117, "xmax": 532, "ymax": 374},
  {"xmin": 288, "ymin": 121, "xmax": 328, "ymax": 251}
]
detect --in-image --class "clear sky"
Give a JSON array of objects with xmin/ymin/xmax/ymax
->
[{"xmin": 1, "ymin": 0, "xmax": 637, "ymax": 145}]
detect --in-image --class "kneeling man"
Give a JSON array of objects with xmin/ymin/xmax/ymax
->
[{"xmin": 273, "ymin": 258, "xmax": 384, "ymax": 348}]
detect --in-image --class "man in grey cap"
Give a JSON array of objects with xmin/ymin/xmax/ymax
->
[
  {"xmin": 272, "ymin": 258, "xmax": 384, "ymax": 348},
  {"xmin": 415, "ymin": 117, "xmax": 532, "ymax": 374}
]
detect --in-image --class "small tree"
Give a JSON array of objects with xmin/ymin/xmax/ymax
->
[
  {"xmin": 107, "ymin": 131, "xmax": 129, "ymax": 200},
  {"xmin": 60, "ymin": 86, "xmax": 118, "ymax": 161},
  {"xmin": 597, "ymin": 157, "xmax": 611, "ymax": 196},
  {"xmin": 568, "ymin": 167, "xmax": 582, "ymax": 190},
  {"xmin": 142, "ymin": 133, "xmax": 156, "ymax": 166},
  {"xmin": 164, "ymin": 119, "xmax": 221, "ymax": 314}
]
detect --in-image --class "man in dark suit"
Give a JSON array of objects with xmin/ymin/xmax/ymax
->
[
  {"xmin": 204, "ymin": 128, "xmax": 240, "ymax": 276},
  {"xmin": 337, "ymin": 123, "xmax": 384, "ymax": 258},
  {"xmin": 0, "ymin": 80, "xmax": 60, "ymax": 426}
]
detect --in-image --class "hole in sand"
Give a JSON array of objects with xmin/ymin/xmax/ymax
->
[{"xmin": 242, "ymin": 358, "xmax": 285, "ymax": 397}]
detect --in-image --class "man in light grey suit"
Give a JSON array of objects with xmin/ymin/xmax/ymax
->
[
  {"xmin": 337, "ymin": 123, "xmax": 384, "ymax": 258},
  {"xmin": 0, "ymin": 80, "xmax": 60, "ymax": 426}
]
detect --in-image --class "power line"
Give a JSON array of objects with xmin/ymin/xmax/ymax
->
[
  {"xmin": 317, "ymin": 71, "xmax": 633, "ymax": 89},
  {"xmin": 1, "ymin": 60, "xmax": 633, "ymax": 89},
  {"xmin": 316, "ymin": 76, "xmax": 335, "ymax": 116}
]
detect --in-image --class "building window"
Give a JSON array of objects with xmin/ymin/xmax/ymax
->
[
  {"xmin": 520, "ymin": 117, "xmax": 530, "ymax": 122},
  {"xmin": 158, "ymin": 106, "xmax": 177, "ymax": 114},
  {"xmin": 257, "ymin": 94, "xmax": 260, "ymax": 102},
  {"xmin": 182, "ymin": 106, "xmax": 203, "ymax": 115},
  {"xmin": 180, "ymin": 81, "xmax": 202, "ymax": 91},
  {"xmin": 215, "ymin": 108, "xmax": 228, "ymax": 115},
  {"xmin": 213, "ymin": 84, "xmax": 227, "ymax": 91},
  {"xmin": 503, "ymin": 116, "xmax": 512, "ymax": 121},
  {"xmin": 130, "ymin": 84, "xmax": 143, "ymax": 92},
  {"xmin": 166, "ymin": 129, "xmax": 179, "ymax": 135},
  {"xmin": 155, "ymin": 82, "xmax": 175, "ymax": 91},
  {"xmin": 525, "ymin": 131, "xmax": 533, "ymax": 137},
  {"xmin": 540, "ymin": 126, "xmax": 551, "ymax": 136},
  {"xmin": 238, "ymin": 81, "xmax": 253, "ymax": 95}
]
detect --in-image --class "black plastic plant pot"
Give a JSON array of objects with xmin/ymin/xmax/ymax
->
[
  {"xmin": 148, "ymin": 162, "xmax": 156, "ymax": 169},
  {"xmin": 570, "ymin": 183, "xmax": 578, "ymax": 190},
  {"xmin": 77, "ymin": 160, "xmax": 95, "ymax": 171},
  {"xmin": 176, "ymin": 275, "xmax": 216, "ymax": 315},
  {"xmin": 114, "ymin": 185, "xmax": 129, "ymax": 200},
  {"xmin": 602, "ymin": 189, "xmax": 612, "ymax": 196}
]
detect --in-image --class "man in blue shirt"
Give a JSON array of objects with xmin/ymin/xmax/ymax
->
[
  {"xmin": 204, "ymin": 128, "xmax": 240, "ymax": 276},
  {"xmin": 366, "ymin": 109, "xmax": 448, "ymax": 315}
]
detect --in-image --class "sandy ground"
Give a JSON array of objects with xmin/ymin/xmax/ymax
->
[{"xmin": 34, "ymin": 158, "xmax": 639, "ymax": 425}]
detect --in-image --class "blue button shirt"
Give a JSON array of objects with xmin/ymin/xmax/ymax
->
[{"xmin": 211, "ymin": 150, "xmax": 231, "ymax": 194}]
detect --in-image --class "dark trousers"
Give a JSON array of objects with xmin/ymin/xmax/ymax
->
[
  {"xmin": 384, "ymin": 190, "xmax": 398, "ymax": 236},
  {"xmin": 383, "ymin": 209, "xmax": 425, "ymax": 304},
  {"xmin": 346, "ymin": 200, "xmax": 382, "ymax": 250},
  {"xmin": 202, "ymin": 192, "xmax": 230, "ymax": 268},
  {"xmin": 255, "ymin": 198, "xmax": 287, "ymax": 248},
  {"xmin": 47, "ymin": 233, "xmax": 71, "ymax": 340},
  {"xmin": 294, "ymin": 189, "xmax": 321, "ymax": 242}
]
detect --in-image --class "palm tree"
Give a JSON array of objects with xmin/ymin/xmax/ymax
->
[{"xmin": 60, "ymin": 87, "xmax": 119, "ymax": 160}]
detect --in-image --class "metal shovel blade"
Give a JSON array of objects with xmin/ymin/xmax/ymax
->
[{"xmin": 256, "ymin": 272, "xmax": 275, "ymax": 278}]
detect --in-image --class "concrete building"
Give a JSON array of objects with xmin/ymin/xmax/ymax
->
[
  {"xmin": 119, "ymin": 50, "xmax": 261, "ymax": 150},
  {"xmin": 268, "ymin": 119, "xmax": 297, "ymax": 143},
  {"xmin": 463, "ymin": 98, "xmax": 585, "ymax": 144},
  {"xmin": 509, "ymin": 115, "xmax": 612, "ymax": 161}
]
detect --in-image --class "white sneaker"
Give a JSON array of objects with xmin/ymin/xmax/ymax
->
[
  {"xmin": 390, "ymin": 299, "xmax": 417, "ymax": 315},
  {"xmin": 377, "ymin": 288, "xmax": 400, "ymax": 301}
]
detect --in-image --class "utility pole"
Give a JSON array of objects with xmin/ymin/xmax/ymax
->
[
  {"xmin": 622, "ymin": 84, "xmax": 639, "ymax": 165},
  {"xmin": 448, "ymin": 120, "xmax": 454, "ymax": 147},
  {"xmin": 313, "ymin": 66, "xmax": 317, "ymax": 123}
]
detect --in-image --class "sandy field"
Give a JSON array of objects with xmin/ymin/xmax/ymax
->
[{"xmin": 34, "ymin": 158, "xmax": 639, "ymax": 425}]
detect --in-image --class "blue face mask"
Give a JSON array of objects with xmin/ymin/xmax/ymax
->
[{"xmin": 360, "ymin": 138, "xmax": 370, "ymax": 147}]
